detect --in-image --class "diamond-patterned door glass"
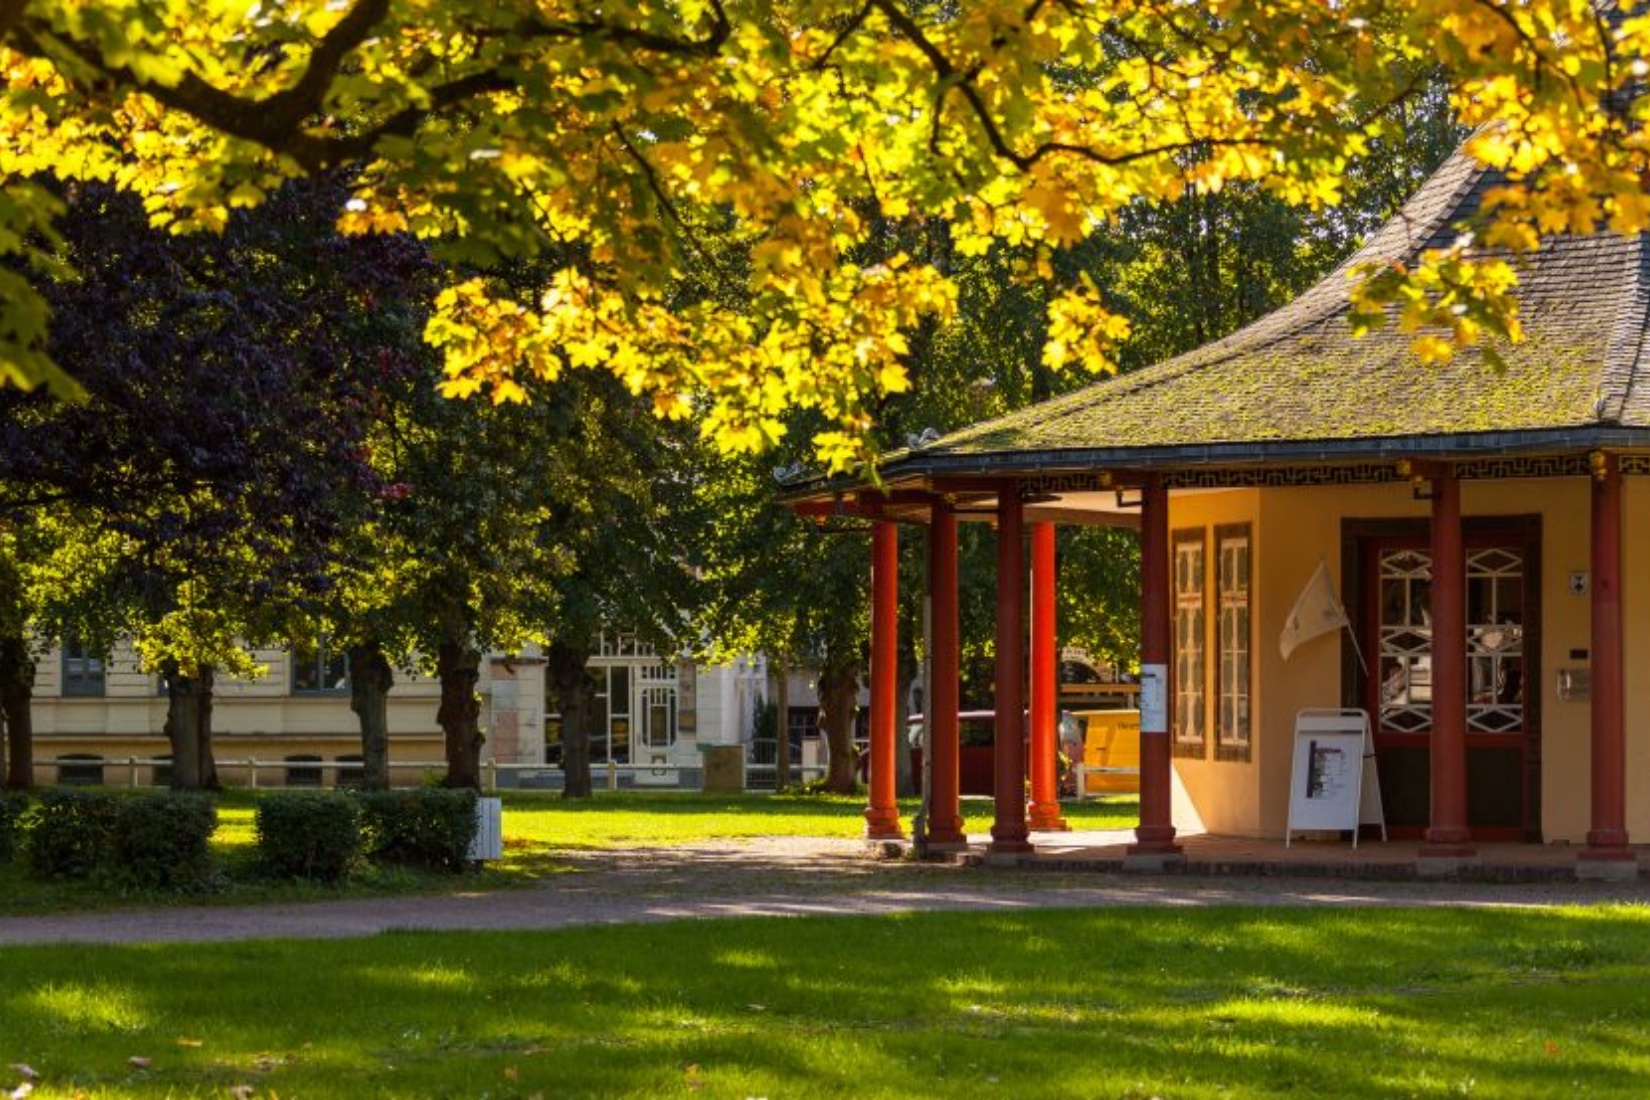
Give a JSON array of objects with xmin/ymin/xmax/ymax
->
[
  {"xmin": 1378, "ymin": 550, "xmax": 1433, "ymax": 735},
  {"xmin": 1376, "ymin": 546, "xmax": 1524, "ymax": 736},
  {"xmin": 1465, "ymin": 547, "xmax": 1523, "ymax": 734}
]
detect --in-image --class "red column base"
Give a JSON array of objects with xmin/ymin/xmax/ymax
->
[
  {"xmin": 1422, "ymin": 823, "xmax": 1472, "ymax": 851},
  {"xmin": 1418, "ymin": 841, "xmax": 1476, "ymax": 860},
  {"xmin": 926, "ymin": 812, "xmax": 967, "ymax": 849},
  {"xmin": 988, "ymin": 822, "xmax": 1033, "ymax": 855},
  {"xmin": 1028, "ymin": 801, "xmax": 1069, "ymax": 832},
  {"xmin": 1586, "ymin": 828, "xmax": 1631, "ymax": 851},
  {"xmin": 1127, "ymin": 824, "xmax": 1181, "ymax": 856},
  {"xmin": 863, "ymin": 807, "xmax": 904, "ymax": 841},
  {"xmin": 1579, "ymin": 846, "xmax": 1635, "ymax": 862}
]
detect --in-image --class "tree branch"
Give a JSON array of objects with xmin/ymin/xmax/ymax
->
[
  {"xmin": 607, "ymin": 122, "xmax": 743, "ymax": 299},
  {"xmin": 5, "ymin": 0, "xmax": 733, "ymax": 171}
]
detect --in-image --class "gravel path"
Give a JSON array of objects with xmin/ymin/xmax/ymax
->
[{"xmin": 2, "ymin": 835, "xmax": 1646, "ymax": 946}]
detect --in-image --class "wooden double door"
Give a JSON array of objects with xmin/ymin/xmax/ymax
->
[{"xmin": 1347, "ymin": 518, "xmax": 1542, "ymax": 841}]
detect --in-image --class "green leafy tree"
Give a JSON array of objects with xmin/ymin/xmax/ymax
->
[
  {"xmin": 0, "ymin": 1, "xmax": 1640, "ymax": 468},
  {"xmin": 536, "ymin": 377, "xmax": 704, "ymax": 799},
  {"xmin": 0, "ymin": 181, "xmax": 388, "ymax": 788}
]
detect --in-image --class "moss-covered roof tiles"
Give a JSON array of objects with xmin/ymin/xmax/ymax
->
[{"xmin": 893, "ymin": 149, "xmax": 1650, "ymax": 476}]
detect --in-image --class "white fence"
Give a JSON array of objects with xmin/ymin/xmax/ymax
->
[{"xmin": 30, "ymin": 755, "xmax": 828, "ymax": 793}]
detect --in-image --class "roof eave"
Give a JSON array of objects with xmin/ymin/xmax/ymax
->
[{"xmin": 872, "ymin": 425, "xmax": 1650, "ymax": 482}]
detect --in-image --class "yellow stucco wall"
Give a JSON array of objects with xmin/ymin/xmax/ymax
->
[{"xmin": 1170, "ymin": 474, "xmax": 1630, "ymax": 843}]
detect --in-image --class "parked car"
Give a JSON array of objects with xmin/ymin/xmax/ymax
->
[{"xmin": 859, "ymin": 711, "xmax": 1082, "ymax": 796}]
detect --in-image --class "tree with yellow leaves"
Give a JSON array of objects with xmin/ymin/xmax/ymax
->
[{"xmin": 2, "ymin": 0, "xmax": 1647, "ymax": 469}]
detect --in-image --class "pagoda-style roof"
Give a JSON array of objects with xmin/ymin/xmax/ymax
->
[{"xmin": 878, "ymin": 146, "xmax": 1650, "ymax": 482}]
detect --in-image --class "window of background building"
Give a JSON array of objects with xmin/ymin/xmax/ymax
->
[
  {"xmin": 57, "ymin": 753, "xmax": 105, "ymax": 786},
  {"xmin": 62, "ymin": 640, "xmax": 106, "ymax": 697},
  {"xmin": 292, "ymin": 638, "xmax": 349, "ymax": 694},
  {"xmin": 284, "ymin": 754, "xmax": 323, "ymax": 787}
]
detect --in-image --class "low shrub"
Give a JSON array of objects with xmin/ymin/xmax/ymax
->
[
  {"xmin": 255, "ymin": 792, "xmax": 361, "ymax": 883},
  {"xmin": 0, "ymin": 791, "xmax": 28, "ymax": 863},
  {"xmin": 111, "ymin": 792, "xmax": 217, "ymax": 891},
  {"xmin": 359, "ymin": 788, "xmax": 478, "ymax": 871},
  {"xmin": 28, "ymin": 789, "xmax": 120, "ymax": 880}
]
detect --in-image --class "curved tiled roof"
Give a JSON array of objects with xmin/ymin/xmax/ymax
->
[{"xmin": 892, "ymin": 147, "xmax": 1650, "ymax": 475}]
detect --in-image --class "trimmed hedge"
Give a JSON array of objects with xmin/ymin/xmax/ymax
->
[
  {"xmin": 359, "ymin": 788, "xmax": 478, "ymax": 871},
  {"xmin": 24, "ymin": 790, "xmax": 218, "ymax": 889},
  {"xmin": 255, "ymin": 792, "xmax": 361, "ymax": 883},
  {"xmin": 27, "ymin": 789, "xmax": 120, "ymax": 880},
  {"xmin": 111, "ymin": 792, "xmax": 217, "ymax": 891},
  {"xmin": 0, "ymin": 791, "xmax": 28, "ymax": 864}
]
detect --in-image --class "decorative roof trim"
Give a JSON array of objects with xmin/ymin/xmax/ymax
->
[{"xmin": 877, "ymin": 426, "xmax": 1650, "ymax": 484}]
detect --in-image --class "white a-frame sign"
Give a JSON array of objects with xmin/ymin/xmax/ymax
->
[{"xmin": 1285, "ymin": 708, "xmax": 1387, "ymax": 848}]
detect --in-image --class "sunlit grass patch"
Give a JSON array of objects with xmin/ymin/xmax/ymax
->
[{"xmin": 3, "ymin": 905, "xmax": 1650, "ymax": 1097}]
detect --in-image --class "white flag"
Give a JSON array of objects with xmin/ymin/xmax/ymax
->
[{"xmin": 1279, "ymin": 561, "xmax": 1350, "ymax": 661}]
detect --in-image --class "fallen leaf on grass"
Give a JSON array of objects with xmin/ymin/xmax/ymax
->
[
  {"xmin": 127, "ymin": 1057, "xmax": 151, "ymax": 1070},
  {"xmin": 9, "ymin": 1084, "xmax": 33, "ymax": 1100},
  {"xmin": 503, "ymin": 1066, "xmax": 519, "ymax": 1083},
  {"xmin": 176, "ymin": 1038, "xmax": 203, "ymax": 1048},
  {"xmin": 230, "ymin": 1085, "xmax": 254, "ymax": 1100}
]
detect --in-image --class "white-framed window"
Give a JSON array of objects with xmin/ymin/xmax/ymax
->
[
  {"xmin": 1216, "ymin": 525, "xmax": 1252, "ymax": 761},
  {"xmin": 1173, "ymin": 529, "xmax": 1207, "ymax": 755},
  {"xmin": 292, "ymin": 637, "xmax": 348, "ymax": 694}
]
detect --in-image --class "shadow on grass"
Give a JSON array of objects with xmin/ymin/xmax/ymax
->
[{"xmin": 3, "ymin": 906, "xmax": 1649, "ymax": 1098}]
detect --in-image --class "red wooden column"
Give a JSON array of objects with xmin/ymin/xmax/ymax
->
[
  {"xmin": 1128, "ymin": 476, "xmax": 1182, "ymax": 861},
  {"xmin": 927, "ymin": 499, "xmax": 966, "ymax": 848},
  {"xmin": 989, "ymin": 485, "xmax": 1033, "ymax": 855},
  {"xmin": 1028, "ymin": 521, "xmax": 1068, "ymax": 831},
  {"xmin": 1422, "ymin": 470, "xmax": 1474, "ymax": 861},
  {"xmin": 864, "ymin": 519, "xmax": 904, "ymax": 840},
  {"xmin": 1581, "ymin": 453, "xmax": 1633, "ymax": 874}
]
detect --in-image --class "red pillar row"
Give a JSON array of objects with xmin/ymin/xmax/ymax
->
[
  {"xmin": 864, "ymin": 520, "xmax": 903, "ymax": 840},
  {"xmin": 927, "ymin": 500, "xmax": 966, "ymax": 848},
  {"xmin": 1423, "ymin": 471, "xmax": 1473, "ymax": 856},
  {"xmin": 1130, "ymin": 476, "xmax": 1181, "ymax": 856},
  {"xmin": 1583, "ymin": 454, "xmax": 1632, "ymax": 863},
  {"xmin": 989, "ymin": 486, "xmax": 1033, "ymax": 855},
  {"xmin": 1028, "ymin": 522, "xmax": 1068, "ymax": 831}
]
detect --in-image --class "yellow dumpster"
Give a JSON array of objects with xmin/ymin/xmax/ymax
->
[{"xmin": 1077, "ymin": 709, "xmax": 1140, "ymax": 796}]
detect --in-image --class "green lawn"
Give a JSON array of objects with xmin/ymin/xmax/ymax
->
[
  {"xmin": 485, "ymin": 790, "xmax": 1139, "ymax": 847},
  {"xmin": 4, "ymin": 905, "xmax": 1649, "ymax": 1097},
  {"xmin": 0, "ymin": 792, "xmax": 1141, "ymax": 916}
]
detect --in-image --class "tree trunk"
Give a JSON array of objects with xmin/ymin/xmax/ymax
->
[
  {"xmin": 817, "ymin": 659, "xmax": 860, "ymax": 795},
  {"xmin": 198, "ymin": 665, "xmax": 219, "ymax": 789},
  {"xmin": 773, "ymin": 659, "xmax": 791, "ymax": 793},
  {"xmin": 0, "ymin": 633, "xmax": 34, "ymax": 790},
  {"xmin": 349, "ymin": 639, "xmax": 396, "ymax": 790},
  {"xmin": 162, "ymin": 664, "xmax": 219, "ymax": 790},
  {"xmin": 436, "ymin": 639, "xmax": 483, "ymax": 790},
  {"xmin": 547, "ymin": 641, "xmax": 594, "ymax": 799}
]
